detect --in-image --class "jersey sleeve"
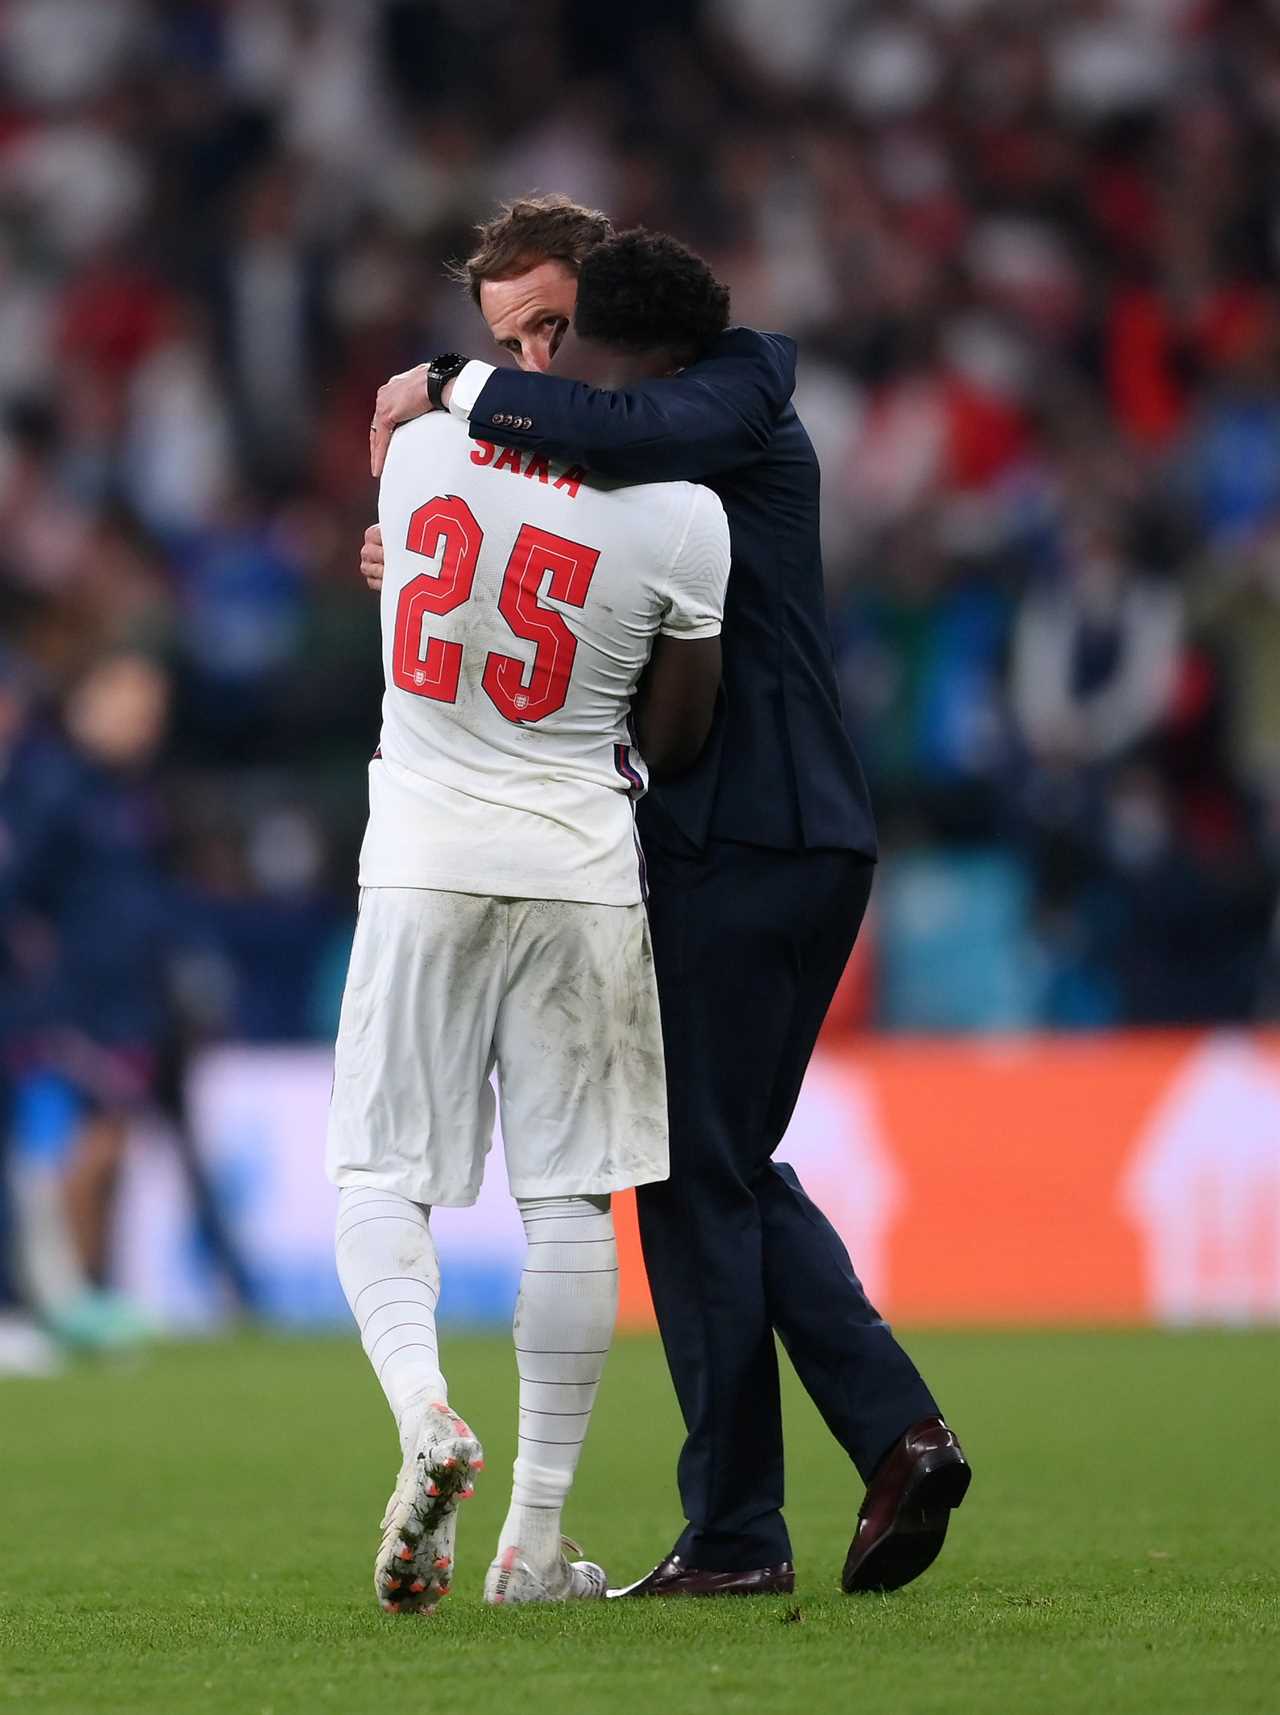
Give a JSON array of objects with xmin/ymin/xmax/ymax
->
[{"xmin": 659, "ymin": 486, "xmax": 731, "ymax": 640}]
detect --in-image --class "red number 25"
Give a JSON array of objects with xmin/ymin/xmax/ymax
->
[{"xmin": 391, "ymin": 493, "xmax": 600, "ymax": 723}]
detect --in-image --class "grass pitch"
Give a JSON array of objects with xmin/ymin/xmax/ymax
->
[{"xmin": 2, "ymin": 1328, "xmax": 1277, "ymax": 1715}]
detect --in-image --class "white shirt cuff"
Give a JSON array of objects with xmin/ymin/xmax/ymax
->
[{"xmin": 447, "ymin": 361, "xmax": 496, "ymax": 422}]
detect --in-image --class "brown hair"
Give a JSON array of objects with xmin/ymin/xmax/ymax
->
[{"xmin": 449, "ymin": 194, "xmax": 614, "ymax": 305}]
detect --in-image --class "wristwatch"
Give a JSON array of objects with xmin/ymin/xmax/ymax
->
[{"xmin": 426, "ymin": 352, "xmax": 469, "ymax": 410}]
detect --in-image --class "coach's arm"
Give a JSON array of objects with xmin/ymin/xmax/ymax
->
[{"xmin": 453, "ymin": 327, "xmax": 796, "ymax": 483}]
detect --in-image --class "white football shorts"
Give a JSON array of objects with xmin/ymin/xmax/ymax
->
[{"xmin": 326, "ymin": 886, "xmax": 669, "ymax": 1206}]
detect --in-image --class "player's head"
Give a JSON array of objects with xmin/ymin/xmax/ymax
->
[
  {"xmin": 65, "ymin": 651, "xmax": 170, "ymax": 772},
  {"xmin": 559, "ymin": 228, "xmax": 731, "ymax": 384},
  {"xmin": 453, "ymin": 194, "xmax": 613, "ymax": 372}
]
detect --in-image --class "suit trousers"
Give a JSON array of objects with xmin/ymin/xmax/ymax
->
[{"xmin": 637, "ymin": 836, "xmax": 939, "ymax": 1570}]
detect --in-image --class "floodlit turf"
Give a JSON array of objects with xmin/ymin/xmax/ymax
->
[{"xmin": 2, "ymin": 1328, "xmax": 1277, "ymax": 1715}]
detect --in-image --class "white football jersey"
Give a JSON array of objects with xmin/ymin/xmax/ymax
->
[{"xmin": 360, "ymin": 411, "xmax": 730, "ymax": 905}]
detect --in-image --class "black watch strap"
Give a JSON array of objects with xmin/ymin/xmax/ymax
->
[{"xmin": 426, "ymin": 352, "xmax": 469, "ymax": 410}]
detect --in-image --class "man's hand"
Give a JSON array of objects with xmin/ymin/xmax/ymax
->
[
  {"xmin": 360, "ymin": 523, "xmax": 384, "ymax": 593},
  {"xmin": 370, "ymin": 363, "xmax": 433, "ymax": 478}
]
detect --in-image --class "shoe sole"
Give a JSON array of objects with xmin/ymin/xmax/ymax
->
[
  {"xmin": 377, "ymin": 1415, "xmax": 483, "ymax": 1615},
  {"xmin": 842, "ymin": 1456, "xmax": 971, "ymax": 1595}
]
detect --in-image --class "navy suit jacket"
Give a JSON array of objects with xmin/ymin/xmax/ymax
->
[{"xmin": 468, "ymin": 328, "xmax": 876, "ymax": 858}]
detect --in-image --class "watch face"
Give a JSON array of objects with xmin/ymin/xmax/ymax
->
[{"xmin": 428, "ymin": 355, "xmax": 467, "ymax": 406}]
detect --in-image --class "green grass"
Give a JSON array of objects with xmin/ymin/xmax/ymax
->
[{"xmin": 2, "ymin": 1329, "xmax": 1277, "ymax": 1715}]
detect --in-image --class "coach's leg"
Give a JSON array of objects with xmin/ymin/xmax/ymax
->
[
  {"xmin": 636, "ymin": 839, "xmax": 793, "ymax": 1573},
  {"xmin": 494, "ymin": 1195, "xmax": 618, "ymax": 1583},
  {"xmin": 761, "ymin": 1166, "xmax": 938, "ymax": 1475},
  {"xmin": 637, "ymin": 1177, "xmax": 786, "ymax": 1570},
  {"xmin": 751, "ymin": 857, "xmax": 969, "ymax": 1593},
  {"xmin": 753, "ymin": 852, "xmax": 939, "ymax": 1474}
]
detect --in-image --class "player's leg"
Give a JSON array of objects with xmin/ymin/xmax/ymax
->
[
  {"xmin": 0, "ymin": 1069, "xmax": 63, "ymax": 1377},
  {"xmin": 335, "ymin": 1185, "xmax": 482, "ymax": 1612},
  {"xmin": 62, "ymin": 1109, "xmax": 127, "ymax": 1283},
  {"xmin": 487, "ymin": 897, "xmax": 665, "ymax": 1603},
  {"xmin": 334, "ymin": 1186, "xmax": 446, "ymax": 1452},
  {"xmin": 485, "ymin": 1192, "xmax": 617, "ymax": 1603},
  {"xmin": 327, "ymin": 886, "xmax": 500, "ymax": 1613}
]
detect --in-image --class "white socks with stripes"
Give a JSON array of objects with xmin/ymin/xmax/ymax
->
[
  {"xmin": 335, "ymin": 1188, "xmax": 446, "ymax": 1456},
  {"xmin": 498, "ymin": 1194, "xmax": 618, "ymax": 1569},
  {"xmin": 335, "ymin": 1187, "xmax": 618, "ymax": 1570}
]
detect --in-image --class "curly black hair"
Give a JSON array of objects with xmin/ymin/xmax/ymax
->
[{"xmin": 572, "ymin": 229, "xmax": 730, "ymax": 360}]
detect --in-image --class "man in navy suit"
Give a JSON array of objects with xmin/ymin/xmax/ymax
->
[{"xmin": 365, "ymin": 202, "xmax": 970, "ymax": 1596}]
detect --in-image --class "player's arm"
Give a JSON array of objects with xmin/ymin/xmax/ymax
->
[
  {"xmin": 635, "ymin": 635, "xmax": 722, "ymax": 779},
  {"xmin": 453, "ymin": 328, "xmax": 795, "ymax": 482},
  {"xmin": 635, "ymin": 486, "xmax": 732, "ymax": 778}
]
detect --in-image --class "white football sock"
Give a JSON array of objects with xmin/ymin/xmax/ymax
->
[
  {"xmin": 498, "ymin": 1194, "xmax": 618, "ymax": 1568},
  {"xmin": 335, "ymin": 1187, "xmax": 447, "ymax": 1454}
]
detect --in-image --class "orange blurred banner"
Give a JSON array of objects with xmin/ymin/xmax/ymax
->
[{"xmin": 615, "ymin": 1031, "xmax": 1280, "ymax": 1328}]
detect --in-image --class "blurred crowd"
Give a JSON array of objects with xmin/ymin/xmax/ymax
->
[{"xmin": 3, "ymin": 0, "xmax": 1280, "ymax": 1166}]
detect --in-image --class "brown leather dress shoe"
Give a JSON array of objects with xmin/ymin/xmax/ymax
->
[
  {"xmin": 842, "ymin": 1417, "xmax": 971, "ymax": 1594},
  {"xmin": 608, "ymin": 1554, "xmax": 796, "ymax": 1598}
]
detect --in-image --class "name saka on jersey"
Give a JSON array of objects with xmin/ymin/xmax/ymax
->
[{"xmin": 360, "ymin": 410, "xmax": 730, "ymax": 906}]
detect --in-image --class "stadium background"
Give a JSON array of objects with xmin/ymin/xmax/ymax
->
[
  {"xmin": 3, "ymin": 8, "xmax": 1279, "ymax": 1715},
  {"xmin": 3, "ymin": 0, "xmax": 1280, "ymax": 1352}
]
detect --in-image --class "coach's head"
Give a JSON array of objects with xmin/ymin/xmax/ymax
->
[
  {"xmin": 456, "ymin": 194, "xmax": 613, "ymax": 372},
  {"xmin": 457, "ymin": 197, "xmax": 729, "ymax": 383},
  {"xmin": 366, "ymin": 200, "xmax": 730, "ymax": 483}
]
